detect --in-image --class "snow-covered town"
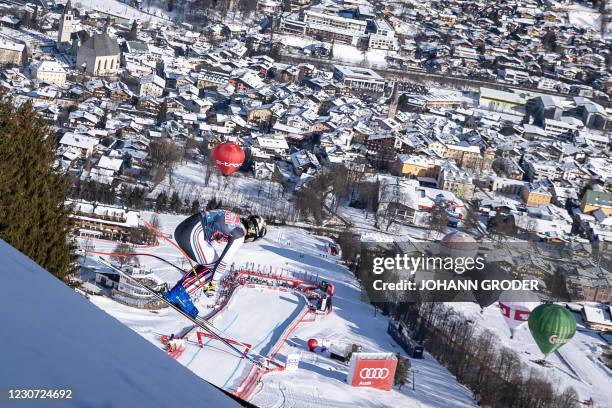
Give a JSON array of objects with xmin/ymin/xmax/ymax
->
[{"xmin": 0, "ymin": 0, "xmax": 610, "ymax": 407}]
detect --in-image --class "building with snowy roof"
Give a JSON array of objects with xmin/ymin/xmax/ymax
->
[
  {"xmin": 478, "ymin": 87, "xmax": 526, "ymax": 110},
  {"xmin": 76, "ymin": 24, "xmax": 120, "ymax": 77},
  {"xmin": 291, "ymin": 149, "xmax": 321, "ymax": 175},
  {"xmin": 332, "ymin": 65, "xmax": 385, "ymax": 93},
  {"xmin": 31, "ymin": 60, "xmax": 67, "ymax": 87},
  {"xmin": 582, "ymin": 305, "xmax": 612, "ymax": 331},
  {"xmin": 58, "ymin": 132, "xmax": 99, "ymax": 158},
  {"xmin": 68, "ymin": 199, "xmax": 152, "ymax": 244},
  {"xmin": 581, "ymin": 186, "xmax": 612, "ymax": 216},
  {"xmin": 0, "ymin": 38, "xmax": 25, "ymax": 66},
  {"xmin": 138, "ymin": 74, "xmax": 165, "ymax": 97},
  {"xmin": 377, "ymin": 177, "xmax": 461, "ymax": 225},
  {"xmin": 522, "ymin": 179, "xmax": 554, "ymax": 207},
  {"xmin": 437, "ymin": 161, "xmax": 475, "ymax": 201}
]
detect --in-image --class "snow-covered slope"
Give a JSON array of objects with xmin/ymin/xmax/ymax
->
[
  {"xmin": 83, "ymin": 213, "xmax": 477, "ymax": 407},
  {"xmin": 0, "ymin": 239, "xmax": 238, "ymax": 408},
  {"xmin": 451, "ymin": 302, "xmax": 611, "ymax": 406}
]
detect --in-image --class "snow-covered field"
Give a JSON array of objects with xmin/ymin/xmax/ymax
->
[
  {"xmin": 81, "ymin": 213, "xmax": 477, "ymax": 407},
  {"xmin": 75, "ymin": 0, "xmax": 171, "ymax": 24},
  {"xmin": 451, "ymin": 302, "xmax": 611, "ymax": 406},
  {"xmin": 566, "ymin": 4, "xmax": 604, "ymax": 34},
  {"xmin": 152, "ymin": 161, "xmax": 292, "ymax": 222}
]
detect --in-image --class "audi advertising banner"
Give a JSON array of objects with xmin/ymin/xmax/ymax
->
[{"xmin": 346, "ymin": 352, "xmax": 398, "ymax": 391}]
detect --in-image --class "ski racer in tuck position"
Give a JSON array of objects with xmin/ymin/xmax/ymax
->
[{"xmin": 162, "ymin": 210, "xmax": 267, "ymax": 317}]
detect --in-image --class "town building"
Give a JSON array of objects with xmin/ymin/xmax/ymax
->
[
  {"xmin": 31, "ymin": 60, "xmax": 67, "ymax": 87},
  {"xmin": 437, "ymin": 161, "xmax": 475, "ymax": 201},
  {"xmin": 76, "ymin": 24, "xmax": 120, "ymax": 77},
  {"xmin": 138, "ymin": 75, "xmax": 166, "ymax": 97},
  {"xmin": 581, "ymin": 187, "xmax": 612, "ymax": 216},
  {"xmin": 69, "ymin": 200, "xmax": 153, "ymax": 244},
  {"xmin": 0, "ymin": 39, "xmax": 25, "ymax": 66},
  {"xmin": 522, "ymin": 179, "xmax": 554, "ymax": 207},
  {"xmin": 332, "ymin": 65, "xmax": 385, "ymax": 93}
]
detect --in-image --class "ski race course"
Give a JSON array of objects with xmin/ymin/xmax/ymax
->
[
  {"xmin": 177, "ymin": 285, "xmax": 307, "ymax": 395},
  {"xmin": 83, "ymin": 212, "xmax": 478, "ymax": 407}
]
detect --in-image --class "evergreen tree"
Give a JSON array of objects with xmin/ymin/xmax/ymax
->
[
  {"xmin": 32, "ymin": 6, "xmax": 38, "ymax": 29},
  {"xmin": 157, "ymin": 102, "xmax": 168, "ymax": 124},
  {"xmin": 0, "ymin": 99, "xmax": 74, "ymax": 279},
  {"xmin": 169, "ymin": 191, "xmax": 182, "ymax": 213},
  {"xmin": 542, "ymin": 30, "xmax": 557, "ymax": 52},
  {"xmin": 205, "ymin": 197, "xmax": 218, "ymax": 210},
  {"xmin": 21, "ymin": 11, "xmax": 31, "ymax": 29},
  {"xmin": 155, "ymin": 191, "xmax": 168, "ymax": 212},
  {"xmin": 128, "ymin": 20, "xmax": 138, "ymax": 41},
  {"xmin": 150, "ymin": 213, "xmax": 162, "ymax": 230},
  {"xmin": 191, "ymin": 199, "xmax": 200, "ymax": 213},
  {"xmin": 121, "ymin": 185, "xmax": 134, "ymax": 207}
]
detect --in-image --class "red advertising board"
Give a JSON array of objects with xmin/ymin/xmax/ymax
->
[{"xmin": 347, "ymin": 353, "xmax": 398, "ymax": 391}]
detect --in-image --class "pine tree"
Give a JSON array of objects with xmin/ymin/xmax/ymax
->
[
  {"xmin": 157, "ymin": 102, "xmax": 168, "ymax": 125},
  {"xmin": 128, "ymin": 20, "xmax": 138, "ymax": 41},
  {"xmin": 206, "ymin": 197, "xmax": 217, "ymax": 210},
  {"xmin": 191, "ymin": 199, "xmax": 200, "ymax": 213},
  {"xmin": 155, "ymin": 191, "xmax": 167, "ymax": 212},
  {"xmin": 32, "ymin": 6, "xmax": 39, "ymax": 30},
  {"xmin": 169, "ymin": 191, "xmax": 182, "ymax": 213},
  {"xmin": 0, "ymin": 99, "xmax": 74, "ymax": 279},
  {"xmin": 150, "ymin": 213, "xmax": 162, "ymax": 230}
]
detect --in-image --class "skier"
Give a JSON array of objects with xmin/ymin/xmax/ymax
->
[{"xmin": 162, "ymin": 210, "xmax": 267, "ymax": 317}]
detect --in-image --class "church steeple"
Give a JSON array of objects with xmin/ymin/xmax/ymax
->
[
  {"xmin": 63, "ymin": 0, "xmax": 72, "ymax": 15},
  {"xmin": 58, "ymin": 0, "xmax": 75, "ymax": 46}
]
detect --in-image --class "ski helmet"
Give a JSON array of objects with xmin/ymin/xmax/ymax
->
[{"xmin": 243, "ymin": 215, "xmax": 267, "ymax": 241}]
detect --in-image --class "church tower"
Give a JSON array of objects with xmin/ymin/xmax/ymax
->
[{"xmin": 58, "ymin": 0, "xmax": 75, "ymax": 46}]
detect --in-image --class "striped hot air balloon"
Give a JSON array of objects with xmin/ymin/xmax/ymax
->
[
  {"xmin": 498, "ymin": 288, "xmax": 539, "ymax": 338},
  {"xmin": 528, "ymin": 304, "xmax": 576, "ymax": 357}
]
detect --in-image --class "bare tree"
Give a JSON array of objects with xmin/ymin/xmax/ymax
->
[
  {"xmin": 150, "ymin": 213, "xmax": 162, "ymax": 230},
  {"xmin": 112, "ymin": 242, "xmax": 138, "ymax": 267},
  {"xmin": 429, "ymin": 202, "xmax": 449, "ymax": 237},
  {"xmin": 148, "ymin": 138, "xmax": 182, "ymax": 185}
]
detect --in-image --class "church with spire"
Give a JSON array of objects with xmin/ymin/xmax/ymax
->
[{"xmin": 75, "ymin": 17, "xmax": 120, "ymax": 77}]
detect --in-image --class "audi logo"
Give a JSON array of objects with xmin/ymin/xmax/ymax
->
[{"xmin": 359, "ymin": 368, "xmax": 389, "ymax": 379}]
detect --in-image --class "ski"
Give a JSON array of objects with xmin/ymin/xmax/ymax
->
[{"xmin": 97, "ymin": 256, "xmax": 268, "ymax": 370}]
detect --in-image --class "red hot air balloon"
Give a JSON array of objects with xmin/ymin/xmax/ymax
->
[
  {"xmin": 212, "ymin": 142, "xmax": 245, "ymax": 176},
  {"xmin": 307, "ymin": 338, "xmax": 318, "ymax": 351}
]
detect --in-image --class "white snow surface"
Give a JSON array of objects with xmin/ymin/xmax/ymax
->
[
  {"xmin": 566, "ymin": 4, "xmax": 604, "ymax": 35},
  {"xmin": 82, "ymin": 213, "xmax": 477, "ymax": 407},
  {"xmin": 0, "ymin": 239, "xmax": 238, "ymax": 408},
  {"xmin": 76, "ymin": 0, "xmax": 171, "ymax": 24},
  {"xmin": 451, "ymin": 302, "xmax": 612, "ymax": 406}
]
